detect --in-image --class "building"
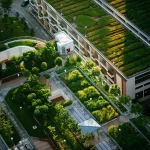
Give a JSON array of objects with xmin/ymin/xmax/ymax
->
[
  {"xmin": 54, "ymin": 31, "xmax": 74, "ymax": 55},
  {"xmin": 28, "ymin": 0, "xmax": 150, "ymax": 101}
]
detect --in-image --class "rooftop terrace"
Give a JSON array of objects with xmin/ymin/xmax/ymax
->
[{"xmin": 47, "ymin": 0, "xmax": 150, "ymax": 77}]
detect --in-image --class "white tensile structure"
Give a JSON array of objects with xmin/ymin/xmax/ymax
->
[{"xmin": 54, "ymin": 31, "xmax": 74, "ymax": 55}]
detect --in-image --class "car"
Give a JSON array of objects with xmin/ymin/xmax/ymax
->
[{"xmin": 21, "ymin": 0, "xmax": 29, "ymax": 7}]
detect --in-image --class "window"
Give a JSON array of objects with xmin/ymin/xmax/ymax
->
[
  {"xmin": 144, "ymin": 88, "xmax": 150, "ymax": 97},
  {"xmin": 135, "ymin": 85, "xmax": 143, "ymax": 90},
  {"xmin": 135, "ymin": 71, "xmax": 150, "ymax": 84},
  {"xmin": 144, "ymin": 82, "xmax": 150, "ymax": 86},
  {"xmin": 67, "ymin": 48, "xmax": 70, "ymax": 52},
  {"xmin": 135, "ymin": 91, "xmax": 143, "ymax": 99}
]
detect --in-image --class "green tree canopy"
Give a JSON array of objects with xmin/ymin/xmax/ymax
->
[
  {"xmin": 119, "ymin": 95, "xmax": 130, "ymax": 105},
  {"xmin": 41, "ymin": 62, "xmax": 47, "ymax": 72},
  {"xmin": 0, "ymin": 0, "xmax": 13, "ymax": 14},
  {"xmin": 55, "ymin": 57, "xmax": 63, "ymax": 66}
]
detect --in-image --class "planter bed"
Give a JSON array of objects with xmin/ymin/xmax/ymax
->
[
  {"xmin": 79, "ymin": 65, "xmax": 127, "ymax": 113},
  {"xmin": 47, "ymin": 0, "xmax": 150, "ymax": 76},
  {"xmin": 109, "ymin": 122, "xmax": 150, "ymax": 150},
  {"xmin": 8, "ymin": 40, "xmax": 37, "ymax": 48},
  {"xmin": 60, "ymin": 69, "xmax": 119, "ymax": 123}
]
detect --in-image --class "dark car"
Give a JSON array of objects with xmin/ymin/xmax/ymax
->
[{"xmin": 21, "ymin": 0, "xmax": 29, "ymax": 7}]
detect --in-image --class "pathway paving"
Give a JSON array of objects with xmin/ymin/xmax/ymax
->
[
  {"xmin": 32, "ymin": 138, "xmax": 54, "ymax": 150},
  {"xmin": 50, "ymin": 72, "xmax": 120, "ymax": 150}
]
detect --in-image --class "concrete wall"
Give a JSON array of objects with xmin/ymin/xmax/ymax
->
[
  {"xmin": 0, "ymin": 46, "xmax": 35, "ymax": 62},
  {"xmin": 126, "ymin": 77, "xmax": 135, "ymax": 99}
]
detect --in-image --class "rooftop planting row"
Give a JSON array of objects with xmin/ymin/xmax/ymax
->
[
  {"xmin": 106, "ymin": 0, "xmax": 150, "ymax": 35},
  {"xmin": 60, "ymin": 69, "xmax": 119, "ymax": 123},
  {"xmin": 47, "ymin": 0, "xmax": 150, "ymax": 76}
]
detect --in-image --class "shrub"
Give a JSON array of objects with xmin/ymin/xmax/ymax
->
[
  {"xmin": 44, "ymin": 74, "xmax": 50, "ymax": 79},
  {"xmin": 0, "ymin": 44, "xmax": 7, "ymax": 51},
  {"xmin": 34, "ymin": 42, "xmax": 46, "ymax": 50},
  {"xmin": 8, "ymin": 41, "xmax": 37, "ymax": 48},
  {"xmin": 61, "ymin": 100, "xmax": 72, "ymax": 107}
]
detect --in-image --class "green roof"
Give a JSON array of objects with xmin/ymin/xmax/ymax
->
[
  {"xmin": 106, "ymin": 0, "xmax": 150, "ymax": 35},
  {"xmin": 47, "ymin": 0, "xmax": 150, "ymax": 76}
]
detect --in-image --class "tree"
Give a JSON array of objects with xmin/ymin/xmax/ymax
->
[
  {"xmin": 119, "ymin": 95, "xmax": 130, "ymax": 105},
  {"xmin": 34, "ymin": 108, "xmax": 41, "ymax": 117},
  {"xmin": 85, "ymin": 59, "xmax": 95, "ymax": 69},
  {"xmin": 104, "ymin": 83, "xmax": 109, "ymax": 92},
  {"xmin": 3, "ymin": 119, "xmax": 13, "ymax": 138},
  {"xmin": 55, "ymin": 57, "xmax": 63, "ymax": 66},
  {"xmin": 41, "ymin": 42, "xmax": 58, "ymax": 68},
  {"xmin": 92, "ymin": 66, "xmax": 101, "ymax": 76},
  {"xmin": 131, "ymin": 103, "xmax": 143, "ymax": 115},
  {"xmin": 76, "ymin": 55, "xmax": 82, "ymax": 64},
  {"xmin": 0, "ymin": 0, "xmax": 13, "ymax": 15},
  {"xmin": 110, "ymin": 84, "xmax": 120, "ymax": 96},
  {"xmin": 32, "ymin": 67, "xmax": 40, "ymax": 75},
  {"xmin": 26, "ymin": 74, "xmax": 39, "ymax": 87},
  {"xmin": 41, "ymin": 62, "xmax": 47, "ymax": 72}
]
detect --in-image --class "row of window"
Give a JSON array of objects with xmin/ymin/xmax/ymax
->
[
  {"xmin": 135, "ymin": 71, "xmax": 150, "ymax": 84},
  {"xmin": 135, "ymin": 87, "xmax": 150, "ymax": 99},
  {"xmin": 135, "ymin": 81, "xmax": 150, "ymax": 90}
]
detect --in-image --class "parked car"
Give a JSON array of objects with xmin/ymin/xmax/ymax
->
[{"xmin": 21, "ymin": 0, "xmax": 29, "ymax": 7}]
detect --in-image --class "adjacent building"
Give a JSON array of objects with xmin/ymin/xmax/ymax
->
[{"xmin": 29, "ymin": 0, "xmax": 150, "ymax": 101}]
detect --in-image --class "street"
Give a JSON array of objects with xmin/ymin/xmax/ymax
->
[{"xmin": 12, "ymin": 0, "xmax": 53, "ymax": 41}]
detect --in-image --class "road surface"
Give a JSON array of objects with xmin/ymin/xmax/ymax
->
[{"xmin": 12, "ymin": 0, "xmax": 53, "ymax": 41}]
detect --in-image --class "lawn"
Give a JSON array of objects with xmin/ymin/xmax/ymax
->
[
  {"xmin": 0, "ymin": 17, "xmax": 32, "ymax": 41},
  {"xmin": 46, "ymin": 0, "xmax": 150, "ymax": 76},
  {"xmin": 5, "ymin": 88, "xmax": 47, "ymax": 138}
]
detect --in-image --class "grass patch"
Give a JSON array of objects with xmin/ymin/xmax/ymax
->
[
  {"xmin": 5, "ymin": 88, "xmax": 47, "ymax": 138},
  {"xmin": 8, "ymin": 41, "xmax": 37, "ymax": 48},
  {"xmin": 0, "ymin": 17, "xmax": 32, "ymax": 41},
  {"xmin": 75, "ymin": 15, "xmax": 96, "ymax": 27}
]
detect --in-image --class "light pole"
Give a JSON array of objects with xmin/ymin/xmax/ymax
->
[
  {"xmin": 18, "ymin": 73, "xmax": 21, "ymax": 85},
  {"xmin": 20, "ymin": 106, "xmax": 23, "ymax": 120},
  {"xmin": 11, "ymin": 137, "xmax": 14, "ymax": 147},
  {"xmin": 61, "ymin": 4, "xmax": 63, "ymax": 15},
  {"xmin": 85, "ymin": 26, "xmax": 87, "ymax": 37}
]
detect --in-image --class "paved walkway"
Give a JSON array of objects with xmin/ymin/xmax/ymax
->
[
  {"xmin": 50, "ymin": 72, "xmax": 120, "ymax": 150},
  {"xmin": 32, "ymin": 138, "xmax": 54, "ymax": 150}
]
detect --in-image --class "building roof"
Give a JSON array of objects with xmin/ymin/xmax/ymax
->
[
  {"xmin": 78, "ymin": 118, "xmax": 101, "ymax": 134},
  {"xmin": 48, "ymin": 0, "xmax": 150, "ymax": 77},
  {"xmin": 54, "ymin": 31, "xmax": 73, "ymax": 46}
]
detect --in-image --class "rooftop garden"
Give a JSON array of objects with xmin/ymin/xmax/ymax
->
[
  {"xmin": 0, "ymin": 41, "xmax": 58, "ymax": 79},
  {"xmin": 108, "ymin": 122, "xmax": 150, "ymax": 150},
  {"xmin": 5, "ymin": 73, "xmax": 95, "ymax": 150},
  {"xmin": 105, "ymin": 0, "xmax": 150, "ymax": 35},
  {"xmin": 59, "ymin": 56, "xmax": 119, "ymax": 123},
  {"xmin": 0, "ymin": 107, "xmax": 20, "ymax": 147},
  {"xmin": 47, "ymin": 0, "xmax": 150, "ymax": 76}
]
